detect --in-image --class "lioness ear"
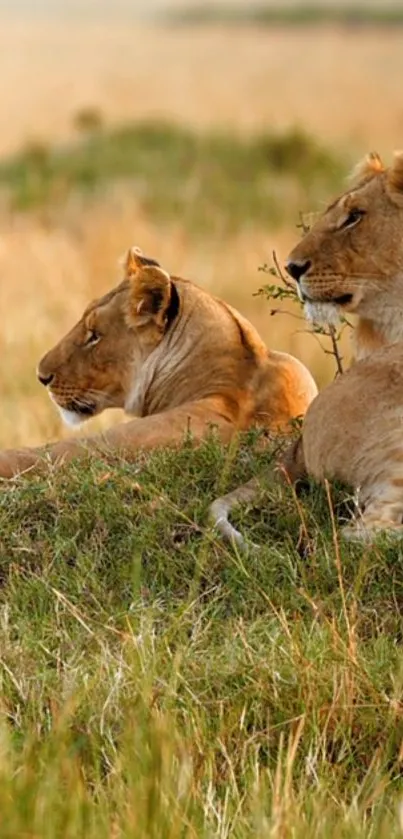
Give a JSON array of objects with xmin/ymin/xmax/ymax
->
[
  {"xmin": 349, "ymin": 151, "xmax": 384, "ymax": 183},
  {"xmin": 124, "ymin": 246, "xmax": 162, "ymax": 274},
  {"xmin": 387, "ymin": 151, "xmax": 403, "ymax": 194},
  {"xmin": 124, "ymin": 246, "xmax": 171, "ymax": 327}
]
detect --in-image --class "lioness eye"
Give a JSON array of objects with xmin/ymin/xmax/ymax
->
[
  {"xmin": 340, "ymin": 209, "xmax": 365, "ymax": 229},
  {"xmin": 85, "ymin": 330, "xmax": 100, "ymax": 346}
]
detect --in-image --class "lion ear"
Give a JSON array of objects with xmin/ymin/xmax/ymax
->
[
  {"xmin": 349, "ymin": 151, "xmax": 384, "ymax": 183},
  {"xmin": 124, "ymin": 246, "xmax": 162, "ymax": 274},
  {"xmin": 124, "ymin": 246, "xmax": 171, "ymax": 326},
  {"xmin": 387, "ymin": 151, "xmax": 403, "ymax": 195}
]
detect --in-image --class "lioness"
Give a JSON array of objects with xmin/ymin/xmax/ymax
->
[
  {"xmin": 0, "ymin": 247, "xmax": 317, "ymax": 479},
  {"xmin": 211, "ymin": 151, "xmax": 403, "ymax": 543},
  {"xmin": 287, "ymin": 150, "xmax": 403, "ymax": 363}
]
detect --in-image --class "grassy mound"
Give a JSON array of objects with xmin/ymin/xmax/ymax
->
[{"xmin": 0, "ymin": 432, "xmax": 403, "ymax": 836}]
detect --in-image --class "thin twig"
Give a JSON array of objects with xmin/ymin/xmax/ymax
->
[
  {"xmin": 328, "ymin": 324, "xmax": 344, "ymax": 376},
  {"xmin": 259, "ymin": 245, "xmax": 348, "ymax": 378},
  {"xmin": 296, "ymin": 211, "xmax": 311, "ymax": 235},
  {"xmin": 272, "ymin": 249, "xmax": 294, "ymax": 290},
  {"xmin": 269, "ymin": 309, "xmax": 307, "ymax": 321}
]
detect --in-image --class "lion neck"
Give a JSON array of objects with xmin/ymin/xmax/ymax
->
[
  {"xmin": 353, "ymin": 277, "xmax": 403, "ymax": 361},
  {"xmin": 124, "ymin": 281, "xmax": 266, "ymax": 418}
]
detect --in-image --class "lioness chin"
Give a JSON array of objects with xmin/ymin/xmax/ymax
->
[
  {"xmin": 212, "ymin": 151, "xmax": 403, "ymax": 545},
  {"xmin": 0, "ymin": 247, "xmax": 317, "ymax": 480}
]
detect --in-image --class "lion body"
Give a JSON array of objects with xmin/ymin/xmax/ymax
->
[
  {"xmin": 0, "ymin": 248, "xmax": 317, "ymax": 479},
  {"xmin": 211, "ymin": 152, "xmax": 403, "ymax": 546},
  {"xmin": 286, "ymin": 152, "xmax": 403, "ymax": 539},
  {"xmin": 302, "ymin": 342, "xmax": 403, "ymax": 500}
]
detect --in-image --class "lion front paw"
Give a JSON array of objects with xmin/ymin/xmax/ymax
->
[{"xmin": 0, "ymin": 448, "xmax": 40, "ymax": 479}]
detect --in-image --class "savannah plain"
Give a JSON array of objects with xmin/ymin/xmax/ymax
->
[
  {"xmin": 1, "ymin": 16, "xmax": 403, "ymax": 447},
  {"xmin": 3, "ymin": 11, "xmax": 403, "ymax": 838}
]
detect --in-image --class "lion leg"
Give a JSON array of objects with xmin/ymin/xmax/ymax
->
[
  {"xmin": 96, "ymin": 398, "xmax": 236, "ymax": 455},
  {"xmin": 342, "ymin": 483, "xmax": 403, "ymax": 542},
  {"xmin": 0, "ymin": 398, "xmax": 236, "ymax": 479}
]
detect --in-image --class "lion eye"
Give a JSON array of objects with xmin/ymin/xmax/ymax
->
[
  {"xmin": 85, "ymin": 330, "xmax": 100, "ymax": 347},
  {"xmin": 340, "ymin": 209, "xmax": 365, "ymax": 230}
]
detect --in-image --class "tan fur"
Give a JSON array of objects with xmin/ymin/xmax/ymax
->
[
  {"xmin": 287, "ymin": 151, "xmax": 403, "ymax": 362},
  {"xmin": 300, "ymin": 344, "xmax": 403, "ymax": 539},
  {"xmin": 0, "ymin": 247, "xmax": 317, "ymax": 479},
  {"xmin": 350, "ymin": 151, "xmax": 385, "ymax": 183},
  {"xmin": 211, "ymin": 153, "xmax": 403, "ymax": 546},
  {"xmin": 388, "ymin": 150, "xmax": 403, "ymax": 193},
  {"xmin": 286, "ymin": 153, "xmax": 403, "ymax": 540}
]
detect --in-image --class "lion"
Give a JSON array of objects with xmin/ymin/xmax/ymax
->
[
  {"xmin": 286, "ymin": 149, "xmax": 403, "ymax": 362},
  {"xmin": 0, "ymin": 246, "xmax": 317, "ymax": 480},
  {"xmin": 210, "ymin": 151, "xmax": 403, "ymax": 544}
]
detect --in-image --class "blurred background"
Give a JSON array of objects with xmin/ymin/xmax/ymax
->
[{"xmin": 0, "ymin": 0, "xmax": 402, "ymax": 447}]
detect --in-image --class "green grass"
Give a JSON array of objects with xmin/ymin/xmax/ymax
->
[
  {"xmin": 0, "ymin": 121, "xmax": 345, "ymax": 231},
  {"xmin": 1, "ymin": 430, "xmax": 403, "ymax": 836}
]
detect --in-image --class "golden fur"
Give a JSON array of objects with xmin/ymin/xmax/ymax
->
[
  {"xmin": 288, "ymin": 152, "xmax": 403, "ymax": 539},
  {"xmin": 211, "ymin": 153, "xmax": 403, "ymax": 544},
  {"xmin": 298, "ymin": 344, "xmax": 403, "ymax": 539},
  {"xmin": 0, "ymin": 247, "xmax": 317, "ymax": 479},
  {"xmin": 287, "ymin": 150, "xmax": 403, "ymax": 361}
]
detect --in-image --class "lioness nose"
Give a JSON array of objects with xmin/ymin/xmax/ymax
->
[
  {"xmin": 37, "ymin": 371, "xmax": 54, "ymax": 387},
  {"xmin": 286, "ymin": 260, "xmax": 311, "ymax": 282}
]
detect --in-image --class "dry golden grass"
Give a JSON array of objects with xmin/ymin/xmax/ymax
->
[
  {"xmin": 0, "ymin": 20, "xmax": 398, "ymax": 448},
  {"xmin": 0, "ymin": 21, "xmax": 402, "ymax": 155}
]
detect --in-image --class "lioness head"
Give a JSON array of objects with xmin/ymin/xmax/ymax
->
[
  {"xmin": 286, "ymin": 151, "xmax": 403, "ymax": 330},
  {"xmin": 37, "ymin": 247, "xmax": 178, "ymax": 427}
]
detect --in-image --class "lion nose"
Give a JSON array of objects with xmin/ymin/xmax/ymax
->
[
  {"xmin": 37, "ymin": 370, "xmax": 55, "ymax": 387},
  {"xmin": 286, "ymin": 260, "xmax": 311, "ymax": 282}
]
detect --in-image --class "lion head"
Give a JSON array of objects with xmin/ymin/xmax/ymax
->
[
  {"xmin": 37, "ymin": 247, "xmax": 179, "ymax": 427},
  {"xmin": 286, "ymin": 151, "xmax": 403, "ymax": 356}
]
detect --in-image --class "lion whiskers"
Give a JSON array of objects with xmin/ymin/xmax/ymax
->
[{"xmin": 85, "ymin": 389, "xmax": 117, "ymax": 408}]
